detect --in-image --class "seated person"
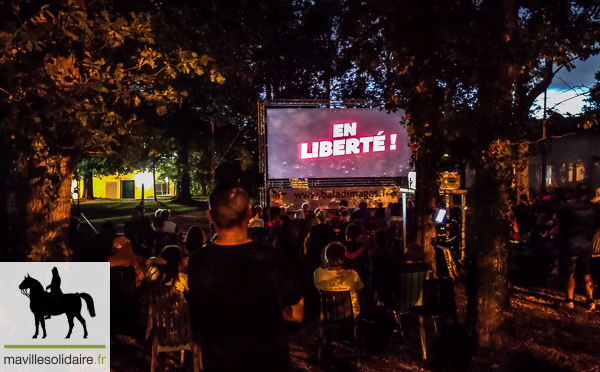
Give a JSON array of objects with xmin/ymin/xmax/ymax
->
[
  {"xmin": 147, "ymin": 245, "xmax": 188, "ymax": 295},
  {"xmin": 400, "ymin": 243, "xmax": 433, "ymax": 274},
  {"xmin": 108, "ymin": 237, "xmax": 145, "ymax": 286},
  {"xmin": 314, "ymin": 242, "xmax": 364, "ymax": 317},
  {"xmin": 248, "ymin": 206, "xmax": 265, "ymax": 228},
  {"xmin": 160, "ymin": 209, "xmax": 178, "ymax": 234}
]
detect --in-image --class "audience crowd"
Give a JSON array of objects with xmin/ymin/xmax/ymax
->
[
  {"xmin": 65, "ymin": 182, "xmax": 600, "ymax": 372},
  {"xmin": 511, "ymin": 184, "xmax": 600, "ymax": 310}
]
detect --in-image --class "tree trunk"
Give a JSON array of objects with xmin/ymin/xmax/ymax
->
[
  {"xmin": 466, "ymin": 141, "xmax": 512, "ymax": 347},
  {"xmin": 177, "ymin": 142, "xmax": 193, "ymax": 202},
  {"xmin": 25, "ymin": 153, "xmax": 75, "ymax": 262},
  {"xmin": 83, "ymin": 172, "xmax": 94, "ymax": 199},
  {"xmin": 201, "ymin": 180, "xmax": 208, "ymax": 197},
  {"xmin": 466, "ymin": 0, "xmax": 518, "ymax": 348},
  {"xmin": 414, "ymin": 148, "xmax": 440, "ymax": 272},
  {"xmin": 153, "ymin": 166, "xmax": 158, "ymax": 202}
]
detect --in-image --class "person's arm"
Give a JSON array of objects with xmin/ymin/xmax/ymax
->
[
  {"xmin": 145, "ymin": 256, "xmax": 166, "ymax": 268},
  {"xmin": 283, "ymin": 298, "xmax": 304, "ymax": 323},
  {"xmin": 355, "ymin": 271, "xmax": 365, "ymax": 292},
  {"xmin": 303, "ymin": 233, "xmax": 311, "ymax": 255}
]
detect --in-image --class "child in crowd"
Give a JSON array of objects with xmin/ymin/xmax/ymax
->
[{"xmin": 314, "ymin": 242, "xmax": 364, "ymax": 317}]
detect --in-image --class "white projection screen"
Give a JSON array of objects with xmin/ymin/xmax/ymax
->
[{"xmin": 266, "ymin": 108, "xmax": 412, "ymax": 179}]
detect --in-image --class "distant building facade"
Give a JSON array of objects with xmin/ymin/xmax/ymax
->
[
  {"xmin": 529, "ymin": 131, "xmax": 600, "ymax": 193},
  {"xmin": 71, "ymin": 172, "xmax": 174, "ymax": 199}
]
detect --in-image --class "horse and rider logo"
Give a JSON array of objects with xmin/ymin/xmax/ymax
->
[{"xmin": 19, "ymin": 267, "xmax": 96, "ymax": 339}]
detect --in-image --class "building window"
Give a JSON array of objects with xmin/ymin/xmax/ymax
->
[
  {"xmin": 155, "ymin": 182, "xmax": 169, "ymax": 196},
  {"xmin": 575, "ymin": 163, "xmax": 585, "ymax": 182},
  {"xmin": 545, "ymin": 165, "xmax": 553, "ymax": 186},
  {"xmin": 568, "ymin": 164, "xmax": 573, "ymax": 182}
]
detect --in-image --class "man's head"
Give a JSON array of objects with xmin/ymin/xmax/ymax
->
[
  {"xmin": 324, "ymin": 242, "xmax": 346, "ymax": 268},
  {"xmin": 208, "ymin": 182, "xmax": 251, "ymax": 229},
  {"xmin": 345, "ymin": 223, "xmax": 360, "ymax": 240},
  {"xmin": 131, "ymin": 208, "xmax": 142, "ymax": 220},
  {"xmin": 519, "ymin": 194, "xmax": 528, "ymax": 203},
  {"xmin": 135, "ymin": 205, "xmax": 145, "ymax": 216},
  {"xmin": 340, "ymin": 209, "xmax": 351, "ymax": 223},
  {"xmin": 302, "ymin": 202, "xmax": 310, "ymax": 212},
  {"xmin": 269, "ymin": 206, "xmax": 281, "ymax": 222},
  {"xmin": 378, "ymin": 202, "xmax": 383, "ymax": 208},
  {"xmin": 339, "ymin": 200, "xmax": 348, "ymax": 208},
  {"xmin": 294, "ymin": 210, "xmax": 305, "ymax": 220},
  {"xmin": 160, "ymin": 209, "xmax": 171, "ymax": 220},
  {"xmin": 317, "ymin": 210, "xmax": 328, "ymax": 224},
  {"xmin": 359, "ymin": 201, "xmax": 368, "ymax": 210},
  {"xmin": 330, "ymin": 216, "xmax": 342, "ymax": 232}
]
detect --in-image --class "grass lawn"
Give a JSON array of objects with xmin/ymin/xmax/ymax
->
[{"xmin": 71, "ymin": 197, "xmax": 209, "ymax": 231}]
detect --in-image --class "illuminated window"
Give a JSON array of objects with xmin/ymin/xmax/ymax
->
[
  {"xmin": 545, "ymin": 165, "xmax": 553, "ymax": 186},
  {"xmin": 575, "ymin": 163, "xmax": 585, "ymax": 181},
  {"xmin": 568, "ymin": 164, "xmax": 573, "ymax": 182}
]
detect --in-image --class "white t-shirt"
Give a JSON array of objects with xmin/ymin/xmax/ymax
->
[
  {"xmin": 163, "ymin": 220, "xmax": 177, "ymax": 234},
  {"xmin": 314, "ymin": 268, "xmax": 364, "ymax": 317}
]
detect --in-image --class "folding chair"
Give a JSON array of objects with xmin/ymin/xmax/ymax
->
[
  {"xmin": 146, "ymin": 285, "xmax": 202, "ymax": 372},
  {"xmin": 394, "ymin": 270, "xmax": 432, "ymax": 360},
  {"xmin": 317, "ymin": 290, "xmax": 363, "ymax": 368}
]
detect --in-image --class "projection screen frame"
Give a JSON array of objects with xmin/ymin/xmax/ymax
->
[{"xmin": 259, "ymin": 99, "xmax": 411, "ymax": 188}]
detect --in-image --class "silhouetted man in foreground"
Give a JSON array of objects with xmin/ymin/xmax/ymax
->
[{"xmin": 188, "ymin": 183, "xmax": 304, "ymax": 372}]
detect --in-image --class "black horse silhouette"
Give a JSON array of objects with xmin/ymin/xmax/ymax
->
[{"xmin": 19, "ymin": 274, "xmax": 96, "ymax": 339}]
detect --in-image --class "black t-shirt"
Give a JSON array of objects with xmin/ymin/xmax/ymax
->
[
  {"xmin": 307, "ymin": 224, "xmax": 335, "ymax": 268},
  {"xmin": 343, "ymin": 240, "xmax": 368, "ymax": 278},
  {"xmin": 187, "ymin": 241, "xmax": 302, "ymax": 372},
  {"xmin": 558, "ymin": 200, "xmax": 600, "ymax": 256}
]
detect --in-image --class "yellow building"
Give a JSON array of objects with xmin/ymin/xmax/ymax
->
[{"xmin": 71, "ymin": 171, "xmax": 175, "ymax": 199}]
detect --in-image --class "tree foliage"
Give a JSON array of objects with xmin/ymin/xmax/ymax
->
[{"xmin": 0, "ymin": 0, "xmax": 221, "ymax": 259}]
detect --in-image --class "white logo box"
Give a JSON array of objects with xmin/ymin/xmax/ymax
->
[{"xmin": 0, "ymin": 262, "xmax": 110, "ymax": 372}]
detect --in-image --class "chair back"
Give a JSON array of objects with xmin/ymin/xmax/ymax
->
[
  {"xmin": 110, "ymin": 266, "xmax": 136, "ymax": 298},
  {"xmin": 395, "ymin": 270, "xmax": 431, "ymax": 314},
  {"xmin": 148, "ymin": 285, "xmax": 194, "ymax": 347},
  {"xmin": 423, "ymin": 277, "xmax": 457, "ymax": 319},
  {"xmin": 593, "ymin": 230, "xmax": 600, "ymax": 257},
  {"xmin": 319, "ymin": 290, "xmax": 354, "ymax": 326}
]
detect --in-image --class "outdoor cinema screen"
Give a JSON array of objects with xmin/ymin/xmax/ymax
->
[{"xmin": 266, "ymin": 108, "xmax": 412, "ymax": 179}]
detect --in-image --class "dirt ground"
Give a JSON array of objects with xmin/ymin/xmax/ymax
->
[{"xmin": 109, "ymin": 258, "xmax": 600, "ymax": 372}]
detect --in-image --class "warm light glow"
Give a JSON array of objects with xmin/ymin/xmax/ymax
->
[
  {"xmin": 134, "ymin": 172, "xmax": 153, "ymax": 187},
  {"xmin": 71, "ymin": 180, "xmax": 79, "ymax": 199}
]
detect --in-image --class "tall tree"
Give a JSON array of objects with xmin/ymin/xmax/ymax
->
[
  {"xmin": 0, "ymin": 0, "xmax": 219, "ymax": 259},
  {"xmin": 342, "ymin": 0, "xmax": 600, "ymax": 349}
]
